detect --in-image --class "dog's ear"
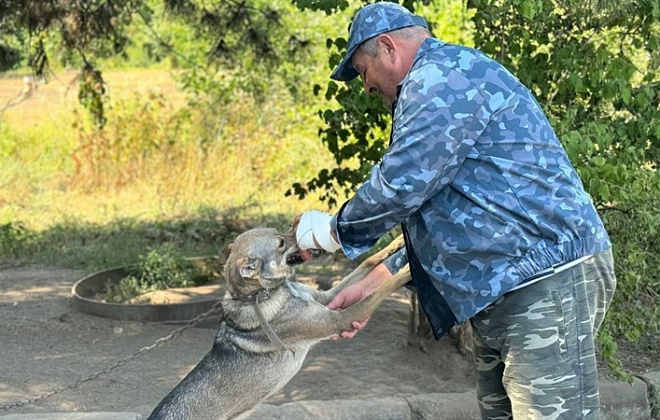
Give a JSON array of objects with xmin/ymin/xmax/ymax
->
[
  {"xmin": 238, "ymin": 257, "xmax": 262, "ymax": 279},
  {"xmin": 218, "ymin": 243, "xmax": 233, "ymax": 265}
]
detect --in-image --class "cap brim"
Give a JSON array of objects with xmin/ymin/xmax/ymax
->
[
  {"xmin": 330, "ymin": 15, "xmax": 428, "ymax": 82},
  {"xmin": 330, "ymin": 45, "xmax": 360, "ymax": 81}
]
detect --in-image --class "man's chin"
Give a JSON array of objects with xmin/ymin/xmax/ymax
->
[{"xmin": 382, "ymin": 99, "xmax": 395, "ymax": 113}]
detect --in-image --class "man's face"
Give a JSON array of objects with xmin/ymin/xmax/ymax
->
[{"xmin": 351, "ymin": 37, "xmax": 403, "ymax": 111}]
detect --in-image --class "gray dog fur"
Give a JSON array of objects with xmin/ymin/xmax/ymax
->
[{"xmin": 147, "ymin": 228, "xmax": 410, "ymax": 420}]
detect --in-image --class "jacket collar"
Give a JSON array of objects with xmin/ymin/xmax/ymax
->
[{"xmin": 391, "ymin": 37, "xmax": 446, "ymax": 115}]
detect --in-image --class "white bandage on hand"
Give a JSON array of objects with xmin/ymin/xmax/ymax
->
[{"xmin": 296, "ymin": 210, "xmax": 342, "ymax": 253}]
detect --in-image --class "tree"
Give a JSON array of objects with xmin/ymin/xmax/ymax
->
[
  {"xmin": 0, "ymin": 0, "xmax": 305, "ymax": 127},
  {"xmin": 288, "ymin": 0, "xmax": 467, "ymax": 206}
]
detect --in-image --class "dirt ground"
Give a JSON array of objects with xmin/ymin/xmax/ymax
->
[{"xmin": 0, "ymin": 259, "xmax": 475, "ymax": 418}]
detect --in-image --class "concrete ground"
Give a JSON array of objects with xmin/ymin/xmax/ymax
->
[
  {"xmin": 1, "ymin": 266, "xmax": 657, "ymax": 420},
  {"xmin": 0, "ymin": 376, "xmax": 655, "ymax": 420}
]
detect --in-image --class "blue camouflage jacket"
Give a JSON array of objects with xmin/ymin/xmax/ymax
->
[{"xmin": 330, "ymin": 38, "xmax": 611, "ymax": 339}]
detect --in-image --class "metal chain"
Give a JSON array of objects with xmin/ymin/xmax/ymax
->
[{"xmin": 0, "ymin": 299, "xmax": 224, "ymax": 411}]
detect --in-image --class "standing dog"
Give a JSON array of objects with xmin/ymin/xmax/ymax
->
[{"xmin": 147, "ymin": 228, "xmax": 410, "ymax": 420}]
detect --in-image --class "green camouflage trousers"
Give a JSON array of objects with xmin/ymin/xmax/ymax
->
[{"xmin": 470, "ymin": 249, "xmax": 616, "ymax": 419}]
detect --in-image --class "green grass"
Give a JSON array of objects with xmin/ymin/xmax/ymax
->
[{"xmin": 0, "ymin": 206, "xmax": 293, "ymax": 271}]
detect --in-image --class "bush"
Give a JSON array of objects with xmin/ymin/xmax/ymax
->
[
  {"xmin": 296, "ymin": 0, "xmax": 660, "ymax": 378},
  {"xmin": 105, "ymin": 244, "xmax": 216, "ymax": 303},
  {"xmin": 0, "ymin": 222, "xmax": 30, "ymax": 257}
]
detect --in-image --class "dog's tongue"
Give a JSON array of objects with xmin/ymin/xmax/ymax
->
[{"xmin": 299, "ymin": 248, "xmax": 312, "ymax": 261}]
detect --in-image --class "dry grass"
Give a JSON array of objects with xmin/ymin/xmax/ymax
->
[
  {"xmin": 0, "ymin": 69, "xmax": 334, "ymax": 235},
  {"xmin": 0, "ymin": 69, "xmax": 187, "ymax": 127}
]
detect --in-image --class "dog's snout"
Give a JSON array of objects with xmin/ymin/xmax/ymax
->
[{"xmin": 286, "ymin": 252, "xmax": 306, "ymax": 266}]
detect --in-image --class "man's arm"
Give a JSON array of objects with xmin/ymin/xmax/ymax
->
[
  {"xmin": 326, "ymin": 247, "xmax": 407, "ymax": 339},
  {"xmin": 333, "ymin": 63, "xmax": 490, "ymax": 259},
  {"xmin": 327, "ymin": 263, "xmax": 394, "ymax": 339}
]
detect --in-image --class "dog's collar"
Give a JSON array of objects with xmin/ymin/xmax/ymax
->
[{"xmin": 231, "ymin": 289, "xmax": 272, "ymax": 303}]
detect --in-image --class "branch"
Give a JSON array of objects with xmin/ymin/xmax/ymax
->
[
  {"xmin": 133, "ymin": 7, "xmax": 201, "ymax": 69},
  {"xmin": 0, "ymin": 78, "xmax": 36, "ymax": 116},
  {"xmin": 597, "ymin": 205, "xmax": 632, "ymax": 214}
]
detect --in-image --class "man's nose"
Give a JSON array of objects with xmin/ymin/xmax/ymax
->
[{"xmin": 363, "ymin": 81, "xmax": 378, "ymax": 95}]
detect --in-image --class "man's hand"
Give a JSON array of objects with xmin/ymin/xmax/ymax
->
[
  {"xmin": 292, "ymin": 213, "xmax": 302, "ymax": 234},
  {"xmin": 327, "ymin": 263, "xmax": 393, "ymax": 339},
  {"xmin": 328, "ymin": 283, "xmax": 373, "ymax": 339},
  {"xmin": 327, "ymin": 283, "xmax": 372, "ymax": 310},
  {"xmin": 293, "ymin": 211, "xmax": 341, "ymax": 253}
]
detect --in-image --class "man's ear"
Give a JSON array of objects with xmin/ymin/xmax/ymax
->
[
  {"xmin": 218, "ymin": 243, "xmax": 233, "ymax": 265},
  {"xmin": 377, "ymin": 33, "xmax": 397, "ymax": 59},
  {"xmin": 239, "ymin": 257, "xmax": 262, "ymax": 279}
]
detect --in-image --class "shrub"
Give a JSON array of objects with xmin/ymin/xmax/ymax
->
[
  {"xmin": 105, "ymin": 244, "xmax": 216, "ymax": 303},
  {"xmin": 0, "ymin": 222, "xmax": 30, "ymax": 258}
]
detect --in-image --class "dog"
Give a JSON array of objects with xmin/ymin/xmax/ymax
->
[{"xmin": 147, "ymin": 228, "xmax": 410, "ymax": 420}]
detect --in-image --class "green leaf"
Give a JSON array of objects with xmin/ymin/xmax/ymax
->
[
  {"xmin": 598, "ymin": 182, "xmax": 611, "ymax": 201},
  {"xmin": 521, "ymin": 0, "xmax": 536, "ymax": 19},
  {"xmin": 621, "ymin": 87, "xmax": 631, "ymax": 105}
]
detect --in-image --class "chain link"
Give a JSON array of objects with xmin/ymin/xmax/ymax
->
[{"xmin": 0, "ymin": 299, "xmax": 224, "ymax": 411}]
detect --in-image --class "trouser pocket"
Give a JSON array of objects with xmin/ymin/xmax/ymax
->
[{"xmin": 552, "ymin": 290, "xmax": 568, "ymax": 356}]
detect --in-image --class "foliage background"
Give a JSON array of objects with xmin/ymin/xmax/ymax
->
[{"xmin": 292, "ymin": 0, "xmax": 660, "ymax": 378}]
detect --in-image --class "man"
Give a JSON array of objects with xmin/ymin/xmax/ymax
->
[{"xmin": 294, "ymin": 2, "xmax": 616, "ymax": 419}]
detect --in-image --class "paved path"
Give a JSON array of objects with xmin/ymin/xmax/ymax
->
[
  {"xmin": 1, "ymin": 266, "xmax": 656, "ymax": 420},
  {"xmin": 1, "ymin": 374, "xmax": 655, "ymax": 420}
]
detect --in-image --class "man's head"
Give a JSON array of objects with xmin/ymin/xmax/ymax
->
[{"xmin": 331, "ymin": 2, "xmax": 430, "ymax": 109}]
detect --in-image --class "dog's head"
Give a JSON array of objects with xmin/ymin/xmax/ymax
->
[{"xmin": 219, "ymin": 228, "xmax": 308, "ymax": 297}]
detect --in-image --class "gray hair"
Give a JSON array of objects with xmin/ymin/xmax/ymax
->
[{"xmin": 357, "ymin": 25, "xmax": 430, "ymax": 57}]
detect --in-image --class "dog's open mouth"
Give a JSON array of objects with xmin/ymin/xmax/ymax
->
[{"xmin": 286, "ymin": 249, "xmax": 313, "ymax": 266}]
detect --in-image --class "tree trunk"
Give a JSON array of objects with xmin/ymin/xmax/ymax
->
[
  {"xmin": 407, "ymin": 291, "xmax": 472, "ymax": 356},
  {"xmin": 407, "ymin": 291, "xmax": 433, "ymax": 351}
]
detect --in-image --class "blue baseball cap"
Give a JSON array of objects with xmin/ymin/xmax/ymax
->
[{"xmin": 330, "ymin": 2, "xmax": 428, "ymax": 81}]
